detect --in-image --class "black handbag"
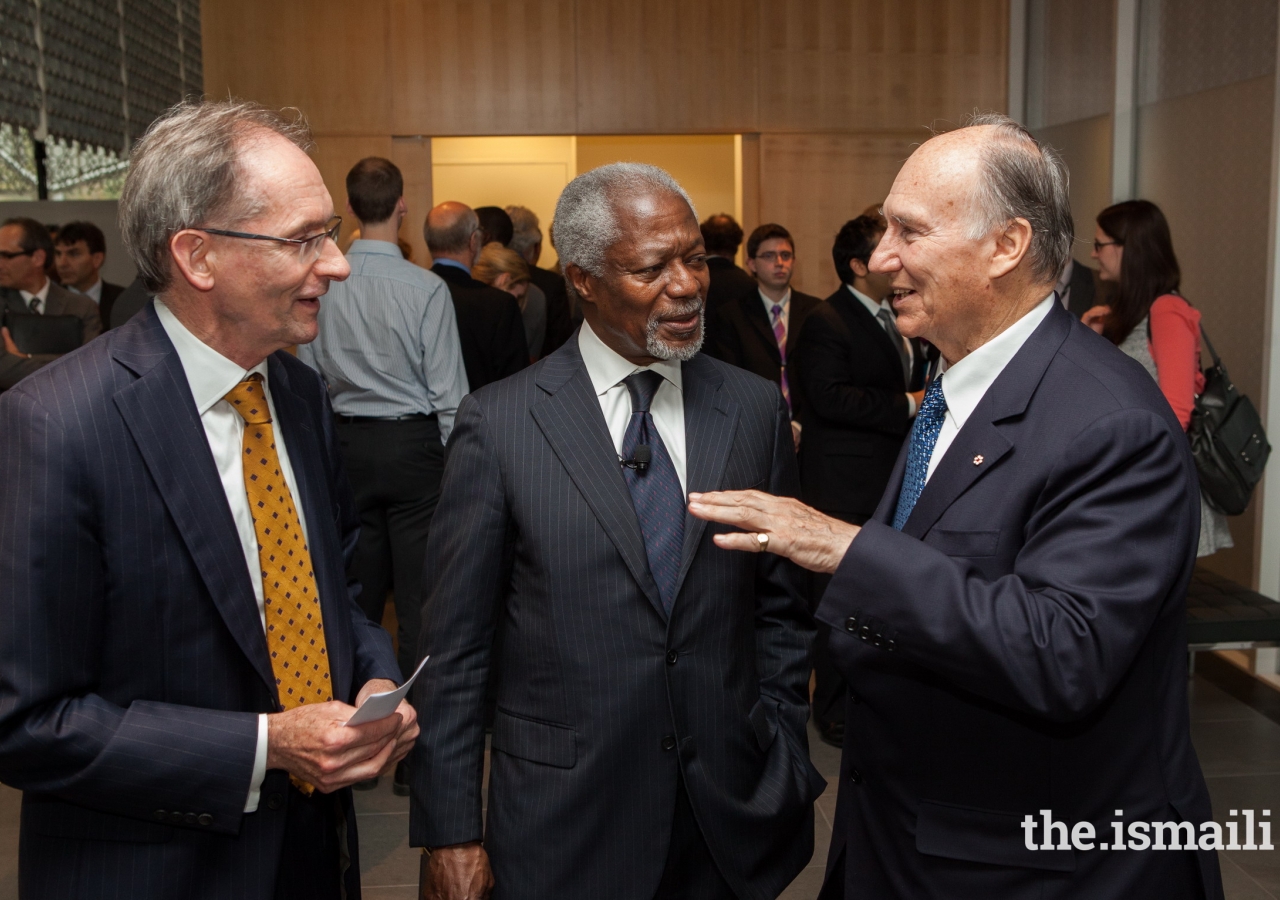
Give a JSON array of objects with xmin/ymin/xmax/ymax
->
[{"xmin": 1189, "ymin": 326, "xmax": 1270, "ymax": 515}]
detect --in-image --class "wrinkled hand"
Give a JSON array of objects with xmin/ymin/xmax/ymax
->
[
  {"xmin": 420, "ymin": 842, "xmax": 494, "ymax": 900},
  {"xmin": 1081, "ymin": 304, "xmax": 1111, "ymax": 335},
  {"xmin": 355, "ymin": 678, "xmax": 420, "ymax": 773},
  {"xmin": 3, "ymin": 327, "xmax": 25, "ymax": 357},
  {"xmin": 265, "ymin": 679, "xmax": 417, "ymax": 792},
  {"xmin": 790, "ymin": 419, "xmax": 802, "ymax": 452},
  {"xmin": 687, "ymin": 490, "xmax": 860, "ymax": 575}
]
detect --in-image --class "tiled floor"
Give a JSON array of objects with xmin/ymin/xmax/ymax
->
[{"xmin": 0, "ymin": 656, "xmax": 1278, "ymax": 899}]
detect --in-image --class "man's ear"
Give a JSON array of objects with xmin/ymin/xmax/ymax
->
[
  {"xmin": 169, "ymin": 229, "xmax": 216, "ymax": 292},
  {"xmin": 565, "ymin": 263, "xmax": 596, "ymax": 308},
  {"xmin": 990, "ymin": 217, "xmax": 1033, "ymax": 280},
  {"xmin": 30, "ymin": 248, "xmax": 46, "ymax": 271},
  {"xmin": 91, "ymin": 251, "xmax": 106, "ymax": 270},
  {"xmin": 849, "ymin": 258, "xmax": 869, "ymax": 279},
  {"xmin": 745, "ymin": 256, "xmax": 758, "ymax": 277}
]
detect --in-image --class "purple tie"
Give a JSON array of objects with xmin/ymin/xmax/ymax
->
[{"xmin": 771, "ymin": 304, "xmax": 791, "ymax": 415}]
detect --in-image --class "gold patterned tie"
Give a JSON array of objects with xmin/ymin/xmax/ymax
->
[{"xmin": 224, "ymin": 373, "xmax": 332, "ymax": 794}]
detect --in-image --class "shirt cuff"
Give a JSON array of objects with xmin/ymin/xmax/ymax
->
[
  {"xmin": 906, "ymin": 392, "xmax": 918, "ymax": 418},
  {"xmin": 244, "ymin": 713, "xmax": 269, "ymax": 813}
]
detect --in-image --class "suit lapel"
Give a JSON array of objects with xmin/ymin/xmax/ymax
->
[
  {"xmin": 742, "ymin": 293, "xmax": 782, "ymax": 366},
  {"xmin": 673, "ymin": 354, "xmax": 738, "ymax": 602},
  {"xmin": 268, "ymin": 356, "xmax": 351, "ymax": 698},
  {"xmin": 830, "ymin": 291, "xmax": 907, "ymax": 390},
  {"xmin": 901, "ymin": 302, "xmax": 1072, "ymax": 539},
  {"xmin": 531, "ymin": 344, "xmax": 666, "ymax": 619},
  {"xmin": 111, "ymin": 308, "xmax": 278, "ymax": 698}
]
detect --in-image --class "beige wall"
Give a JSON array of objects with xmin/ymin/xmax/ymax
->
[{"xmin": 203, "ymin": 0, "xmax": 1008, "ymax": 282}]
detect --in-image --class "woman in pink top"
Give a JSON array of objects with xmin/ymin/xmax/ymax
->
[{"xmin": 1083, "ymin": 199, "xmax": 1232, "ymax": 556}]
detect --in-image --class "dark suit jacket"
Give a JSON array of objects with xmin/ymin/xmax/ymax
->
[
  {"xmin": 529, "ymin": 265, "xmax": 574, "ymax": 357},
  {"xmin": 705, "ymin": 255, "xmax": 758, "ymax": 312},
  {"xmin": 704, "ymin": 287, "xmax": 820, "ymax": 418},
  {"xmin": 0, "ymin": 283, "xmax": 103, "ymax": 390},
  {"xmin": 793, "ymin": 288, "xmax": 916, "ymax": 522},
  {"xmin": 409, "ymin": 337, "xmax": 823, "ymax": 900},
  {"xmin": 99, "ymin": 279, "xmax": 125, "ymax": 329},
  {"xmin": 431, "ymin": 262, "xmax": 529, "ymax": 391},
  {"xmin": 107, "ymin": 277, "xmax": 150, "ymax": 331},
  {"xmin": 816, "ymin": 302, "xmax": 1221, "ymax": 900},
  {"xmin": 1065, "ymin": 259, "xmax": 1099, "ymax": 319},
  {"xmin": 0, "ymin": 303, "xmax": 401, "ymax": 899}
]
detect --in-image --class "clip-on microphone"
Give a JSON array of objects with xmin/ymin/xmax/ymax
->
[{"xmin": 620, "ymin": 444, "xmax": 652, "ymax": 472}]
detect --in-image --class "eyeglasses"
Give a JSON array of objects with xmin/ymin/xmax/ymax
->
[
  {"xmin": 200, "ymin": 216, "xmax": 342, "ymax": 261},
  {"xmin": 0, "ymin": 249, "xmax": 34, "ymax": 260},
  {"xmin": 1093, "ymin": 239, "xmax": 1121, "ymax": 252},
  {"xmin": 754, "ymin": 251, "xmax": 794, "ymax": 263}
]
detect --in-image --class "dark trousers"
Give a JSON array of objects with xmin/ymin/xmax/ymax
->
[
  {"xmin": 336, "ymin": 416, "xmax": 445, "ymax": 679},
  {"xmin": 274, "ymin": 787, "xmax": 341, "ymax": 900},
  {"xmin": 810, "ymin": 571, "xmax": 847, "ymax": 730},
  {"xmin": 653, "ymin": 776, "xmax": 735, "ymax": 900}
]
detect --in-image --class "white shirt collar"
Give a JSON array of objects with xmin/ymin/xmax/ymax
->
[
  {"xmin": 578, "ymin": 317, "xmax": 683, "ymax": 397},
  {"xmin": 19, "ymin": 278, "xmax": 51, "ymax": 308},
  {"xmin": 82, "ymin": 279, "xmax": 104, "ymax": 304},
  {"xmin": 759, "ymin": 287, "xmax": 791, "ymax": 317},
  {"xmin": 154, "ymin": 297, "xmax": 269, "ymax": 416},
  {"xmin": 846, "ymin": 284, "xmax": 887, "ymax": 319},
  {"xmin": 938, "ymin": 293, "xmax": 1056, "ymax": 433}
]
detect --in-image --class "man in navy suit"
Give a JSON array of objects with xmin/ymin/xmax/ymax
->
[
  {"xmin": 0, "ymin": 99, "xmax": 417, "ymax": 899},
  {"xmin": 411, "ymin": 163, "xmax": 822, "ymax": 900},
  {"xmin": 690, "ymin": 115, "xmax": 1222, "ymax": 900}
]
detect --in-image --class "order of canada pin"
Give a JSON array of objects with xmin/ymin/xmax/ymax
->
[{"xmin": 973, "ymin": 455, "xmax": 984, "ymax": 465}]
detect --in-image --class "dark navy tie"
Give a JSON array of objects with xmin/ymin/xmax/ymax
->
[
  {"xmin": 621, "ymin": 370, "xmax": 685, "ymax": 614},
  {"xmin": 892, "ymin": 376, "xmax": 947, "ymax": 531}
]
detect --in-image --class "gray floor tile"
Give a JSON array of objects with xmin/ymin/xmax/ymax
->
[
  {"xmin": 1192, "ymin": 714, "xmax": 1280, "ymax": 778},
  {"xmin": 778, "ymin": 864, "xmax": 828, "ymax": 900},
  {"xmin": 1221, "ymin": 852, "xmax": 1279, "ymax": 900},
  {"xmin": 1192, "ymin": 677, "xmax": 1271, "ymax": 724}
]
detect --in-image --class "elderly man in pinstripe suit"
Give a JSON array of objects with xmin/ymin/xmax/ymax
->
[{"xmin": 411, "ymin": 163, "xmax": 823, "ymax": 900}]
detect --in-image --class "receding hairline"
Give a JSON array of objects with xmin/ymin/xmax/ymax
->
[{"xmin": 222, "ymin": 128, "xmax": 331, "ymax": 234}]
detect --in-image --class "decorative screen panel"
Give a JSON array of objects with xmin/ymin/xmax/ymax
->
[
  {"xmin": 0, "ymin": 0, "xmax": 42, "ymax": 132},
  {"xmin": 178, "ymin": 0, "xmax": 200, "ymax": 95},
  {"xmin": 42, "ymin": 0, "xmax": 126, "ymax": 149},
  {"xmin": 1026, "ymin": 0, "xmax": 1116, "ymax": 129},
  {"xmin": 123, "ymin": 0, "xmax": 183, "ymax": 141},
  {"xmin": 1139, "ymin": 0, "xmax": 1277, "ymax": 106}
]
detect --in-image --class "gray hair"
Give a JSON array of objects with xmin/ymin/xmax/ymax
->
[
  {"xmin": 948, "ymin": 112, "xmax": 1073, "ymax": 283},
  {"xmin": 552, "ymin": 163, "xmax": 696, "ymax": 280},
  {"xmin": 505, "ymin": 205, "xmax": 542, "ymax": 257},
  {"xmin": 425, "ymin": 205, "xmax": 479, "ymax": 255},
  {"xmin": 119, "ymin": 98, "xmax": 314, "ymax": 293}
]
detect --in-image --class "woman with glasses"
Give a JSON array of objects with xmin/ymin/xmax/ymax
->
[{"xmin": 1082, "ymin": 199, "xmax": 1232, "ymax": 557}]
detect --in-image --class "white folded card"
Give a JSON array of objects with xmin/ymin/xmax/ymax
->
[{"xmin": 345, "ymin": 655, "xmax": 429, "ymax": 726}]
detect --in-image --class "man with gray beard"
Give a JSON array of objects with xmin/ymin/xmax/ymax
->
[{"xmin": 410, "ymin": 163, "xmax": 822, "ymax": 900}]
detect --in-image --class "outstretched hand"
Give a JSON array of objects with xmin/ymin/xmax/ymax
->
[{"xmin": 687, "ymin": 490, "xmax": 860, "ymax": 575}]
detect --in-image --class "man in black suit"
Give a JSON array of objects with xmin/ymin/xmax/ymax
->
[
  {"xmin": 1055, "ymin": 256, "xmax": 1099, "ymax": 319},
  {"xmin": 55, "ymin": 220, "xmax": 127, "ymax": 328},
  {"xmin": 0, "ymin": 99, "xmax": 417, "ymax": 900},
  {"xmin": 0, "ymin": 216, "xmax": 102, "ymax": 390},
  {"xmin": 705, "ymin": 223, "xmax": 820, "ymax": 450},
  {"xmin": 701, "ymin": 213, "xmax": 757, "ymax": 312},
  {"xmin": 691, "ymin": 115, "xmax": 1221, "ymax": 900},
  {"xmin": 789, "ymin": 214, "xmax": 922, "ymax": 748},
  {"xmin": 412, "ymin": 163, "xmax": 821, "ymax": 900},
  {"xmin": 427, "ymin": 201, "xmax": 529, "ymax": 391},
  {"xmin": 508, "ymin": 204, "xmax": 575, "ymax": 356}
]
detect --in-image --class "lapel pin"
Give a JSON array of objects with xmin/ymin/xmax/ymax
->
[{"xmin": 973, "ymin": 454, "xmax": 984, "ymax": 466}]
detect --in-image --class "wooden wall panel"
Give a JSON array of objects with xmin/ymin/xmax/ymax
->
[
  {"xmin": 758, "ymin": 132, "xmax": 916, "ymax": 297},
  {"xmin": 201, "ymin": 0, "xmax": 391, "ymax": 135},
  {"xmin": 310, "ymin": 135, "xmax": 434, "ymax": 266},
  {"xmin": 389, "ymin": 0, "xmax": 577, "ymax": 136},
  {"xmin": 758, "ymin": 0, "xmax": 1008, "ymax": 132},
  {"xmin": 575, "ymin": 0, "xmax": 759, "ymax": 134}
]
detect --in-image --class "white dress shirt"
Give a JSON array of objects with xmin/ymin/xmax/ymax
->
[
  {"xmin": 77, "ymin": 279, "xmax": 104, "ymax": 305},
  {"xmin": 155, "ymin": 298, "xmax": 313, "ymax": 814},
  {"xmin": 926, "ymin": 293, "xmax": 1055, "ymax": 482},
  {"xmin": 19, "ymin": 277, "xmax": 51, "ymax": 312},
  {"xmin": 578, "ymin": 319, "xmax": 688, "ymax": 495},
  {"xmin": 759, "ymin": 287, "xmax": 790, "ymax": 333},
  {"xmin": 847, "ymin": 284, "xmax": 918, "ymax": 417}
]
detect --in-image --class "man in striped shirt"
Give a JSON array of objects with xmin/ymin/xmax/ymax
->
[{"xmin": 298, "ymin": 157, "xmax": 467, "ymax": 793}]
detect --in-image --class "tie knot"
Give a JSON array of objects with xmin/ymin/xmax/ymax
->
[
  {"xmin": 919, "ymin": 375, "xmax": 947, "ymax": 423},
  {"xmin": 623, "ymin": 370, "xmax": 665, "ymax": 415},
  {"xmin": 223, "ymin": 373, "xmax": 272, "ymax": 425},
  {"xmin": 771, "ymin": 304, "xmax": 784, "ymax": 320}
]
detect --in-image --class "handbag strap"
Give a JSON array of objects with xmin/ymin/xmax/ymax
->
[{"xmin": 1199, "ymin": 325, "xmax": 1224, "ymax": 369}]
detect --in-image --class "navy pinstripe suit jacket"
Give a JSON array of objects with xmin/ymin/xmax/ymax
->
[
  {"xmin": 409, "ymin": 335, "xmax": 824, "ymax": 900},
  {"xmin": 0, "ymin": 303, "xmax": 400, "ymax": 899}
]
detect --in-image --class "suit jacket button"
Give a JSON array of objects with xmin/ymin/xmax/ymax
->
[
  {"xmin": 198, "ymin": 813, "xmax": 213, "ymax": 827},
  {"xmin": 873, "ymin": 635, "xmax": 884, "ymax": 648},
  {"xmin": 858, "ymin": 625, "xmax": 872, "ymax": 642},
  {"xmin": 266, "ymin": 793, "xmax": 285, "ymax": 811},
  {"xmin": 661, "ymin": 735, "xmax": 677, "ymax": 751},
  {"xmin": 848, "ymin": 768, "xmax": 863, "ymax": 785},
  {"xmin": 184, "ymin": 812, "xmax": 199, "ymax": 826},
  {"xmin": 666, "ymin": 650, "xmax": 678, "ymax": 665},
  {"xmin": 844, "ymin": 617, "xmax": 858, "ymax": 633},
  {"xmin": 886, "ymin": 639, "xmax": 897, "ymax": 652},
  {"xmin": 153, "ymin": 809, "xmax": 166, "ymax": 821},
  {"xmin": 168, "ymin": 811, "xmax": 184, "ymax": 825}
]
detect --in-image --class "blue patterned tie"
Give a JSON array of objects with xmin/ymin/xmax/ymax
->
[
  {"xmin": 621, "ymin": 371, "xmax": 686, "ymax": 615},
  {"xmin": 892, "ymin": 376, "xmax": 947, "ymax": 531}
]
